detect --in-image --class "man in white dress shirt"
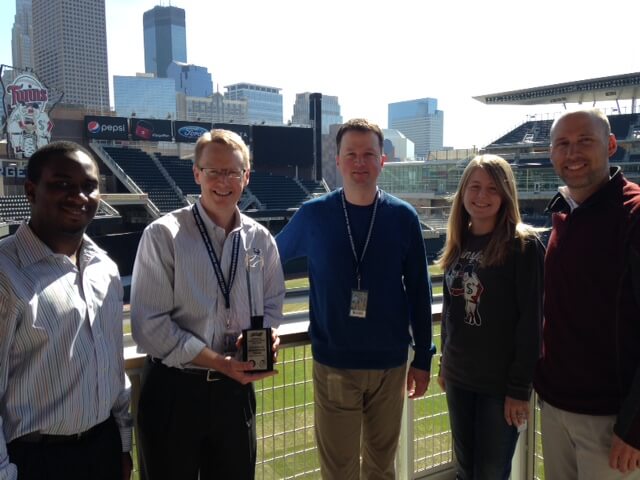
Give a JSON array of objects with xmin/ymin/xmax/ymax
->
[
  {"xmin": 131, "ymin": 129, "xmax": 285, "ymax": 480},
  {"xmin": 0, "ymin": 141, "xmax": 133, "ymax": 480}
]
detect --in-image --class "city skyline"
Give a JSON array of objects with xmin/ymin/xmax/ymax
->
[{"xmin": 3, "ymin": 0, "xmax": 640, "ymax": 149}]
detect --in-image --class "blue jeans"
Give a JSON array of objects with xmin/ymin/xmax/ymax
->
[{"xmin": 445, "ymin": 383, "xmax": 519, "ymax": 480}]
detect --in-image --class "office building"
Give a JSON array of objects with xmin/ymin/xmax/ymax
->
[
  {"xmin": 32, "ymin": 0, "xmax": 110, "ymax": 110},
  {"xmin": 166, "ymin": 62, "xmax": 213, "ymax": 97},
  {"xmin": 225, "ymin": 83, "xmax": 283, "ymax": 125},
  {"xmin": 114, "ymin": 74, "xmax": 176, "ymax": 119},
  {"xmin": 291, "ymin": 92, "xmax": 342, "ymax": 134},
  {"xmin": 176, "ymin": 92, "xmax": 248, "ymax": 123},
  {"xmin": 382, "ymin": 129, "xmax": 415, "ymax": 161},
  {"xmin": 11, "ymin": 0, "xmax": 33, "ymax": 70},
  {"xmin": 143, "ymin": 5, "xmax": 187, "ymax": 78},
  {"xmin": 388, "ymin": 98, "xmax": 444, "ymax": 158}
]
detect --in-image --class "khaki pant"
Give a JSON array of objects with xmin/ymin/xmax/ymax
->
[
  {"xmin": 540, "ymin": 400, "xmax": 640, "ymax": 480},
  {"xmin": 313, "ymin": 360, "xmax": 407, "ymax": 480}
]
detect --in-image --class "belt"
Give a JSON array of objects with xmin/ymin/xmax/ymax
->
[
  {"xmin": 149, "ymin": 356, "xmax": 227, "ymax": 382},
  {"xmin": 13, "ymin": 417, "xmax": 111, "ymax": 445}
]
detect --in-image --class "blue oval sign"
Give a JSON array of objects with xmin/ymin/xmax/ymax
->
[{"xmin": 178, "ymin": 126, "xmax": 208, "ymax": 139}]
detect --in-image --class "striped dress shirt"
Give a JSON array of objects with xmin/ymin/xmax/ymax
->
[
  {"xmin": 131, "ymin": 202, "xmax": 285, "ymax": 368},
  {"xmin": 0, "ymin": 223, "xmax": 132, "ymax": 480}
]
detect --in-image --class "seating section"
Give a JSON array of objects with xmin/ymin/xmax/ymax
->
[
  {"xmin": 489, "ymin": 120, "xmax": 553, "ymax": 146},
  {"xmin": 489, "ymin": 114, "xmax": 640, "ymax": 148},
  {"xmin": 103, "ymin": 147, "xmax": 186, "ymax": 213},
  {"xmin": 299, "ymin": 179, "xmax": 328, "ymax": 196},
  {"xmin": 103, "ymin": 148, "xmax": 317, "ymax": 212},
  {"xmin": 609, "ymin": 114, "xmax": 640, "ymax": 140},
  {"xmin": 0, "ymin": 195, "xmax": 116, "ymax": 223},
  {"xmin": 155, "ymin": 154, "xmax": 201, "ymax": 195},
  {"xmin": 0, "ymin": 195, "xmax": 31, "ymax": 222},
  {"xmin": 246, "ymin": 172, "xmax": 311, "ymax": 210}
]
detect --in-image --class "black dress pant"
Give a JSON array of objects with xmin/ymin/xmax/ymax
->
[
  {"xmin": 7, "ymin": 416, "xmax": 122, "ymax": 480},
  {"xmin": 137, "ymin": 358, "xmax": 257, "ymax": 480}
]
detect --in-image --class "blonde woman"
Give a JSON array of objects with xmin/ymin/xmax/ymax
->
[{"xmin": 437, "ymin": 154, "xmax": 545, "ymax": 480}]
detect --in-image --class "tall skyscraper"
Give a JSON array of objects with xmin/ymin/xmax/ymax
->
[
  {"xmin": 143, "ymin": 5, "xmax": 187, "ymax": 78},
  {"xmin": 388, "ymin": 98, "xmax": 444, "ymax": 158},
  {"xmin": 291, "ymin": 92, "xmax": 342, "ymax": 134},
  {"xmin": 32, "ymin": 0, "xmax": 110, "ymax": 111},
  {"xmin": 11, "ymin": 0, "xmax": 33, "ymax": 69},
  {"xmin": 225, "ymin": 83, "xmax": 283, "ymax": 125}
]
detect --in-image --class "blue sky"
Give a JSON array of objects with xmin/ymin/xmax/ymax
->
[{"xmin": 3, "ymin": 0, "xmax": 640, "ymax": 149}]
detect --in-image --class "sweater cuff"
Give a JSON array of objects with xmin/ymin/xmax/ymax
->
[
  {"xmin": 506, "ymin": 383, "xmax": 532, "ymax": 402},
  {"xmin": 410, "ymin": 343, "xmax": 436, "ymax": 371}
]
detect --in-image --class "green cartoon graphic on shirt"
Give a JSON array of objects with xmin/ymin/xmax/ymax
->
[{"xmin": 445, "ymin": 251, "xmax": 484, "ymax": 327}]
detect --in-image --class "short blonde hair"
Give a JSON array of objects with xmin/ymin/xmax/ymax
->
[{"xmin": 194, "ymin": 129, "xmax": 250, "ymax": 170}]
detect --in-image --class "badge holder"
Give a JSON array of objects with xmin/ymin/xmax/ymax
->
[
  {"xmin": 242, "ymin": 249, "xmax": 273, "ymax": 372},
  {"xmin": 349, "ymin": 274, "xmax": 368, "ymax": 318}
]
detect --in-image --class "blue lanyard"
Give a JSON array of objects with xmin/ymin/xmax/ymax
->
[
  {"xmin": 192, "ymin": 206, "xmax": 240, "ymax": 309},
  {"xmin": 340, "ymin": 189, "xmax": 380, "ymax": 289}
]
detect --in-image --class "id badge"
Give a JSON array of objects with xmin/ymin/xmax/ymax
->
[
  {"xmin": 223, "ymin": 330, "xmax": 240, "ymax": 358},
  {"xmin": 349, "ymin": 289, "xmax": 368, "ymax": 318}
]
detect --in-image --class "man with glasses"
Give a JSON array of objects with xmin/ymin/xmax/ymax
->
[
  {"xmin": 276, "ymin": 118, "xmax": 435, "ymax": 479},
  {"xmin": 131, "ymin": 129, "xmax": 285, "ymax": 479}
]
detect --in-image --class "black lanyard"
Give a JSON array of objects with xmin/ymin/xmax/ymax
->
[
  {"xmin": 340, "ymin": 189, "xmax": 380, "ymax": 289},
  {"xmin": 192, "ymin": 206, "xmax": 240, "ymax": 309}
]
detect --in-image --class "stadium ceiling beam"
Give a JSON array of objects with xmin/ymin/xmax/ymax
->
[{"xmin": 473, "ymin": 72, "xmax": 640, "ymax": 107}]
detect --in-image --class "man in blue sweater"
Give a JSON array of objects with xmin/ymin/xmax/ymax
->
[{"xmin": 276, "ymin": 118, "xmax": 435, "ymax": 479}]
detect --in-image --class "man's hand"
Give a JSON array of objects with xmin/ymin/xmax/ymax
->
[
  {"xmin": 436, "ymin": 375, "xmax": 445, "ymax": 391},
  {"xmin": 122, "ymin": 452, "xmax": 133, "ymax": 480},
  {"xmin": 407, "ymin": 367, "xmax": 430, "ymax": 399},
  {"xmin": 504, "ymin": 396, "xmax": 528, "ymax": 428},
  {"xmin": 216, "ymin": 356, "xmax": 277, "ymax": 385},
  {"xmin": 609, "ymin": 434, "xmax": 640, "ymax": 473}
]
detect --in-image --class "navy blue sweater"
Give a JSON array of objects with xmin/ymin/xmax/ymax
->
[{"xmin": 276, "ymin": 189, "xmax": 435, "ymax": 371}]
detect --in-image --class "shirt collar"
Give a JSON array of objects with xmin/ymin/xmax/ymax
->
[
  {"xmin": 15, "ymin": 222, "xmax": 103, "ymax": 268},
  {"xmin": 195, "ymin": 200, "xmax": 243, "ymax": 235},
  {"xmin": 546, "ymin": 166, "xmax": 622, "ymax": 214}
]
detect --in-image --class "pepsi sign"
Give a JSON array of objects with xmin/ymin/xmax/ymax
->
[
  {"xmin": 174, "ymin": 121, "xmax": 211, "ymax": 143},
  {"xmin": 84, "ymin": 116, "xmax": 129, "ymax": 140}
]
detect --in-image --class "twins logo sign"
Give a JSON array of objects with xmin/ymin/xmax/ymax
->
[{"xmin": 5, "ymin": 73, "xmax": 53, "ymax": 158}]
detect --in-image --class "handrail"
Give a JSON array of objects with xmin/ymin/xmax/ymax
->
[{"xmin": 90, "ymin": 142, "xmax": 144, "ymax": 195}]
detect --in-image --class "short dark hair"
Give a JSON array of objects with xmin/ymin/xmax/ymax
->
[
  {"xmin": 336, "ymin": 118, "xmax": 384, "ymax": 153},
  {"xmin": 27, "ymin": 141, "xmax": 97, "ymax": 183}
]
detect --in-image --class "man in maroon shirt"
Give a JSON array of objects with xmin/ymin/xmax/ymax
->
[{"xmin": 535, "ymin": 109, "xmax": 640, "ymax": 479}]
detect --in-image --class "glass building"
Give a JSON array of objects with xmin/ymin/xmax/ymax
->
[
  {"xmin": 176, "ymin": 92, "xmax": 248, "ymax": 123},
  {"xmin": 388, "ymin": 98, "xmax": 444, "ymax": 158},
  {"xmin": 143, "ymin": 5, "xmax": 187, "ymax": 78},
  {"xmin": 291, "ymin": 92, "xmax": 342, "ymax": 134},
  {"xmin": 166, "ymin": 61, "xmax": 213, "ymax": 97},
  {"xmin": 224, "ymin": 83, "xmax": 283, "ymax": 125},
  {"xmin": 114, "ymin": 74, "xmax": 176, "ymax": 119}
]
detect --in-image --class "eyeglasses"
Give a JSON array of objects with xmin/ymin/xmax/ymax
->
[{"xmin": 198, "ymin": 168, "xmax": 246, "ymax": 180}]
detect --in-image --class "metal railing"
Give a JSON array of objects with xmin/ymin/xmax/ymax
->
[{"xmin": 124, "ymin": 312, "xmax": 541, "ymax": 480}]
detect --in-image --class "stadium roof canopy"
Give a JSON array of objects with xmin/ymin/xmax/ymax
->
[{"xmin": 473, "ymin": 72, "xmax": 640, "ymax": 106}]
